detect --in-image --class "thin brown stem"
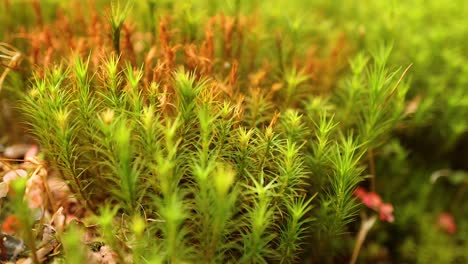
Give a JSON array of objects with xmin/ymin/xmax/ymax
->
[
  {"xmin": 0, "ymin": 44, "xmax": 21, "ymax": 94},
  {"xmin": 382, "ymin": 63, "xmax": 413, "ymax": 107},
  {"xmin": 368, "ymin": 148, "xmax": 376, "ymax": 192}
]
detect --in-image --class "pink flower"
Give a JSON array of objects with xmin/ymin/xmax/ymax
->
[
  {"xmin": 379, "ymin": 203, "xmax": 394, "ymax": 223},
  {"xmin": 354, "ymin": 187, "xmax": 395, "ymax": 223},
  {"xmin": 437, "ymin": 213, "xmax": 456, "ymax": 234},
  {"xmin": 362, "ymin": 192, "xmax": 383, "ymax": 210}
]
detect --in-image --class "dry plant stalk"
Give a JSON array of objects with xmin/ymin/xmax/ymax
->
[
  {"xmin": 350, "ymin": 213, "xmax": 377, "ymax": 264},
  {"xmin": 0, "ymin": 43, "xmax": 22, "ymax": 93}
]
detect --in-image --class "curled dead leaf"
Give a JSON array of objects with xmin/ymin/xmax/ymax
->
[{"xmin": 0, "ymin": 182, "xmax": 8, "ymax": 197}]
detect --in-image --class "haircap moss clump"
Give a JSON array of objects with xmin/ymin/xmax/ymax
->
[{"xmin": 18, "ymin": 43, "xmax": 406, "ymax": 262}]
